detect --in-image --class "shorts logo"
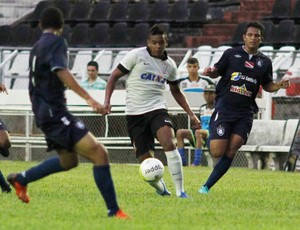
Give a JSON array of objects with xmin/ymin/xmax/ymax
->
[
  {"xmin": 61, "ymin": 116, "xmax": 70, "ymax": 126},
  {"xmin": 75, "ymin": 121, "xmax": 85, "ymax": 129},
  {"xmin": 217, "ymin": 125, "xmax": 225, "ymax": 136}
]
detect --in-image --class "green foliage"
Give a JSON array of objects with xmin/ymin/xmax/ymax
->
[{"xmin": 1, "ymin": 161, "xmax": 300, "ymax": 230}]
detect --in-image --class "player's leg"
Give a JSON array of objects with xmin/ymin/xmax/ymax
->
[
  {"xmin": 7, "ymin": 151, "xmax": 74, "ymax": 203},
  {"xmin": 176, "ymin": 129, "xmax": 194, "ymax": 166},
  {"xmin": 157, "ymin": 125, "xmax": 188, "ymax": 198},
  {"xmin": 192, "ymin": 129, "xmax": 208, "ymax": 166},
  {"xmin": 137, "ymin": 151, "xmax": 171, "ymax": 196},
  {"xmin": 0, "ymin": 122, "xmax": 11, "ymax": 157},
  {"xmin": 74, "ymin": 132, "xmax": 128, "ymax": 218},
  {"xmin": 0, "ymin": 170, "xmax": 11, "ymax": 193},
  {"xmin": 199, "ymin": 114, "xmax": 252, "ymax": 194}
]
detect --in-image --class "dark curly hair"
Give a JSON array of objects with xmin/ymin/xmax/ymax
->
[{"xmin": 40, "ymin": 7, "xmax": 64, "ymax": 30}]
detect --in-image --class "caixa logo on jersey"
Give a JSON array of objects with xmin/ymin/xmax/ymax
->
[
  {"xmin": 140, "ymin": 73, "xmax": 166, "ymax": 84},
  {"xmin": 144, "ymin": 164, "xmax": 164, "ymax": 175}
]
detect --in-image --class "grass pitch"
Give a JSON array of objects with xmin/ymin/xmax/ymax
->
[{"xmin": 0, "ymin": 160, "xmax": 299, "ymax": 230}]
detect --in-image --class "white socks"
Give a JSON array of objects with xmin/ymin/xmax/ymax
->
[{"xmin": 165, "ymin": 149, "xmax": 184, "ymax": 196}]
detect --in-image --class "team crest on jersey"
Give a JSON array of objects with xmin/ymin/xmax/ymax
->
[
  {"xmin": 161, "ymin": 62, "xmax": 169, "ymax": 74},
  {"xmin": 217, "ymin": 125, "xmax": 225, "ymax": 136},
  {"xmin": 245, "ymin": 61, "xmax": 254, "ymax": 69},
  {"xmin": 256, "ymin": 59, "xmax": 263, "ymax": 68}
]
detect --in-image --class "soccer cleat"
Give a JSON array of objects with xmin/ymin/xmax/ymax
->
[
  {"xmin": 7, "ymin": 174, "xmax": 30, "ymax": 203},
  {"xmin": 177, "ymin": 192, "xmax": 189, "ymax": 198},
  {"xmin": 198, "ymin": 185, "xmax": 210, "ymax": 194},
  {"xmin": 191, "ymin": 163, "xmax": 200, "ymax": 167},
  {"xmin": 156, "ymin": 179, "xmax": 171, "ymax": 196},
  {"xmin": 1, "ymin": 185, "xmax": 12, "ymax": 193},
  {"xmin": 0, "ymin": 148, "xmax": 9, "ymax": 157},
  {"xmin": 110, "ymin": 209, "xmax": 130, "ymax": 219}
]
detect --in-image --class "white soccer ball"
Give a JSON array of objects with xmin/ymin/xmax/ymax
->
[{"xmin": 139, "ymin": 158, "xmax": 164, "ymax": 182}]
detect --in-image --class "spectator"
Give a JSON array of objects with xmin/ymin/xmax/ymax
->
[
  {"xmin": 81, "ymin": 61, "xmax": 107, "ymax": 90},
  {"xmin": 177, "ymin": 84, "xmax": 216, "ymax": 166},
  {"xmin": 178, "ymin": 57, "xmax": 214, "ymax": 92}
]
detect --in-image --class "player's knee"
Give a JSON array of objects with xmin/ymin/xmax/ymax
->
[
  {"xmin": 161, "ymin": 140, "xmax": 176, "ymax": 151},
  {"xmin": 176, "ymin": 129, "xmax": 184, "ymax": 138},
  {"xmin": 61, "ymin": 158, "xmax": 79, "ymax": 170}
]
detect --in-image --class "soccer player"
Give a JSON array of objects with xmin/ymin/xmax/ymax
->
[
  {"xmin": 198, "ymin": 21, "xmax": 290, "ymax": 194},
  {"xmin": 80, "ymin": 61, "xmax": 107, "ymax": 90},
  {"xmin": 0, "ymin": 84, "xmax": 12, "ymax": 193},
  {"xmin": 177, "ymin": 84, "xmax": 216, "ymax": 166},
  {"xmin": 104, "ymin": 25, "xmax": 201, "ymax": 198},
  {"xmin": 7, "ymin": 7, "xmax": 128, "ymax": 219},
  {"xmin": 178, "ymin": 57, "xmax": 214, "ymax": 92}
]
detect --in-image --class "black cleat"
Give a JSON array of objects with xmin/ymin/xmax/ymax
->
[{"xmin": 1, "ymin": 185, "xmax": 12, "ymax": 193}]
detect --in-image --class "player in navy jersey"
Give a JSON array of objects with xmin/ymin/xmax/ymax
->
[
  {"xmin": 198, "ymin": 21, "xmax": 290, "ymax": 194},
  {"xmin": 104, "ymin": 25, "xmax": 200, "ymax": 198},
  {"xmin": 177, "ymin": 84, "xmax": 216, "ymax": 166},
  {"xmin": 0, "ymin": 84, "xmax": 12, "ymax": 193},
  {"xmin": 6, "ymin": 7, "xmax": 128, "ymax": 219}
]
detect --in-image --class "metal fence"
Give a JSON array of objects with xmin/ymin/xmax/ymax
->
[{"xmin": 0, "ymin": 46, "xmax": 299, "ymax": 168}]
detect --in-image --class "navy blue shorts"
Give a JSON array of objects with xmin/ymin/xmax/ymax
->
[
  {"xmin": 126, "ymin": 109, "xmax": 174, "ymax": 157},
  {"xmin": 40, "ymin": 112, "xmax": 89, "ymax": 152},
  {"xmin": 209, "ymin": 110, "xmax": 253, "ymax": 143},
  {"xmin": 0, "ymin": 119, "xmax": 8, "ymax": 131}
]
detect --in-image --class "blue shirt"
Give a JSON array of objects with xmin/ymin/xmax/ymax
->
[
  {"xmin": 214, "ymin": 46, "xmax": 273, "ymax": 114},
  {"xmin": 80, "ymin": 77, "xmax": 107, "ymax": 90}
]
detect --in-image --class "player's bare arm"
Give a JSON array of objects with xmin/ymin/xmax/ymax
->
[
  {"xmin": 169, "ymin": 84, "xmax": 201, "ymax": 129},
  {"xmin": 56, "ymin": 68, "xmax": 104, "ymax": 114},
  {"xmin": 263, "ymin": 78, "xmax": 290, "ymax": 92},
  {"xmin": 104, "ymin": 68, "xmax": 126, "ymax": 115}
]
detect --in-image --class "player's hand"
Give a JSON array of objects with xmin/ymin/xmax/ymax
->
[
  {"xmin": 202, "ymin": 66, "xmax": 216, "ymax": 77},
  {"xmin": 86, "ymin": 97, "xmax": 105, "ymax": 115},
  {"xmin": 280, "ymin": 78, "xmax": 290, "ymax": 89},
  {"xmin": 102, "ymin": 103, "xmax": 112, "ymax": 115},
  {"xmin": 0, "ymin": 84, "xmax": 8, "ymax": 94},
  {"xmin": 190, "ymin": 114, "xmax": 201, "ymax": 130}
]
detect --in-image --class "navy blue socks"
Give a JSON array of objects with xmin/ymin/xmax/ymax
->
[
  {"xmin": 17, "ymin": 157, "xmax": 65, "ymax": 186},
  {"xmin": 93, "ymin": 165, "xmax": 119, "ymax": 216},
  {"xmin": 204, "ymin": 155, "xmax": 233, "ymax": 189}
]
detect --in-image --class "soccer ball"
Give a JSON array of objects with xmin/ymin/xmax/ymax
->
[{"xmin": 139, "ymin": 158, "xmax": 164, "ymax": 182}]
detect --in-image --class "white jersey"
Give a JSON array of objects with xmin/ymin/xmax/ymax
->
[
  {"xmin": 199, "ymin": 104, "xmax": 215, "ymax": 130},
  {"xmin": 179, "ymin": 76, "xmax": 214, "ymax": 93},
  {"xmin": 119, "ymin": 47, "xmax": 178, "ymax": 115}
]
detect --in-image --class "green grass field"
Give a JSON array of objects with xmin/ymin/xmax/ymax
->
[{"xmin": 1, "ymin": 160, "xmax": 299, "ymax": 230}]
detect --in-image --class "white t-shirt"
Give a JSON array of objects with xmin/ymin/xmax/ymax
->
[
  {"xmin": 119, "ymin": 47, "xmax": 178, "ymax": 115},
  {"xmin": 179, "ymin": 76, "xmax": 214, "ymax": 93}
]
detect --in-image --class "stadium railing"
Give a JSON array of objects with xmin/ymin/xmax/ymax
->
[{"xmin": 1, "ymin": 89, "xmax": 292, "ymax": 170}]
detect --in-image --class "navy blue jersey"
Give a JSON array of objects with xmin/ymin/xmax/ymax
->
[
  {"xmin": 29, "ymin": 33, "xmax": 68, "ymax": 126},
  {"xmin": 214, "ymin": 46, "xmax": 273, "ymax": 114}
]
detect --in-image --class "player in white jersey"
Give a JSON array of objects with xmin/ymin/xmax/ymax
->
[
  {"xmin": 104, "ymin": 25, "xmax": 200, "ymax": 198},
  {"xmin": 176, "ymin": 84, "xmax": 216, "ymax": 166},
  {"xmin": 178, "ymin": 57, "xmax": 214, "ymax": 93}
]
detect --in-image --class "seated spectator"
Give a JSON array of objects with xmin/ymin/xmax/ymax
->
[
  {"xmin": 81, "ymin": 61, "xmax": 107, "ymax": 90},
  {"xmin": 178, "ymin": 57, "xmax": 214, "ymax": 92},
  {"xmin": 176, "ymin": 84, "xmax": 216, "ymax": 166}
]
